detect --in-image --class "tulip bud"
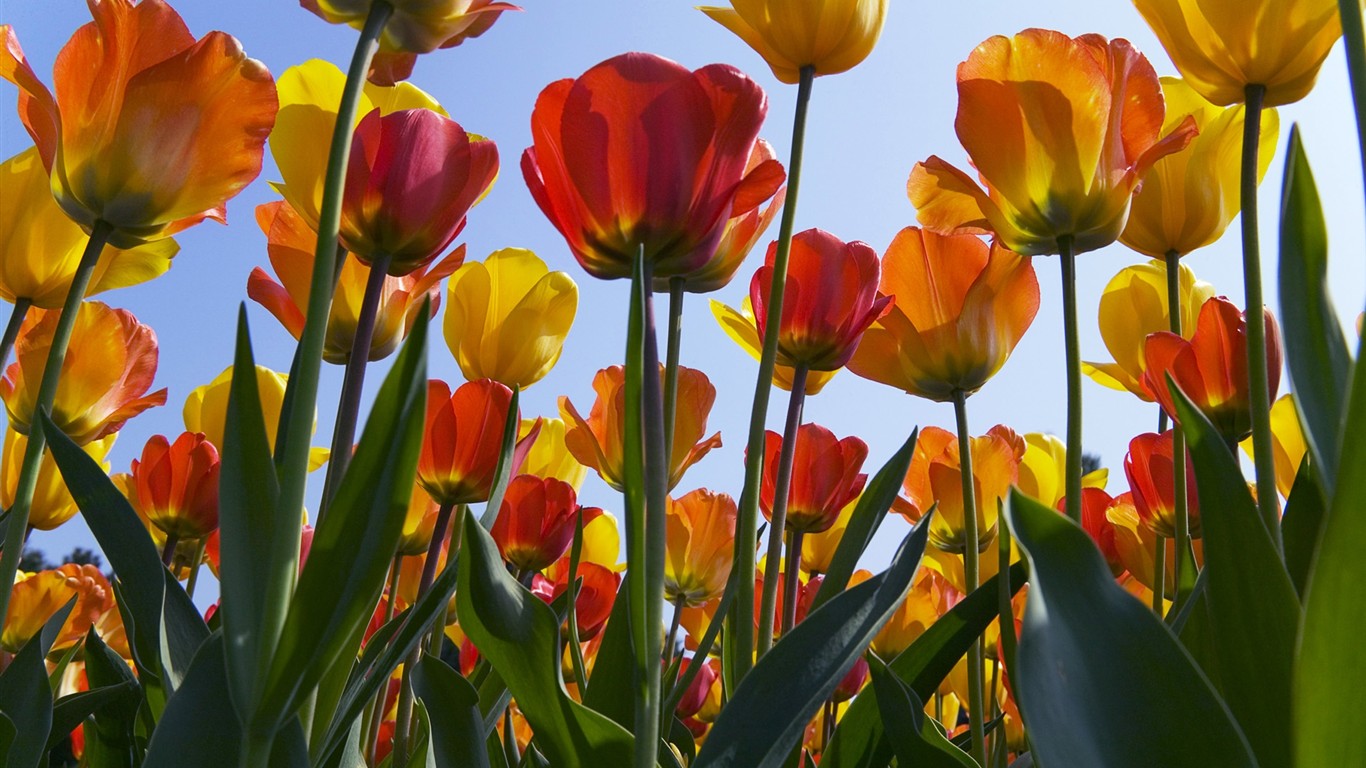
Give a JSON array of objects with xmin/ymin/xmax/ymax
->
[{"xmin": 131, "ymin": 432, "xmax": 221, "ymax": 541}]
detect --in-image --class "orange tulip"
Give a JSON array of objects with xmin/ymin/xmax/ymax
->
[
  {"xmin": 750, "ymin": 228, "xmax": 890, "ymax": 372},
  {"xmin": 560, "ymin": 365, "xmax": 721, "ymax": 491},
  {"xmin": 908, "ymin": 29, "xmax": 1196, "ymax": 256},
  {"xmin": 0, "ymin": 0, "xmax": 277, "ymax": 245},
  {"xmin": 665, "ymin": 489, "xmax": 737, "ymax": 606},
  {"xmin": 341, "ymin": 108, "xmax": 496, "ymax": 275},
  {"xmin": 522, "ymin": 52, "xmax": 781, "ymax": 280},
  {"xmin": 248, "ymin": 201, "xmax": 460, "ymax": 364},
  {"xmin": 848, "ymin": 227, "xmax": 1038, "ymax": 401},
  {"xmin": 397, "ymin": 481, "xmax": 442, "ymax": 557},
  {"xmin": 900, "ymin": 425, "xmax": 1024, "ymax": 553},
  {"xmin": 871, "ymin": 567, "xmax": 954, "ymax": 658},
  {"xmin": 531, "ymin": 560, "xmax": 620, "ymax": 640},
  {"xmin": 491, "ymin": 475, "xmax": 579, "ymax": 573},
  {"xmin": 1107, "ymin": 491, "xmax": 1203, "ymax": 596},
  {"xmin": 1124, "ymin": 430, "xmax": 1200, "ymax": 539},
  {"xmin": 759, "ymin": 423, "xmax": 868, "ymax": 534},
  {"xmin": 1141, "ymin": 296, "xmax": 1282, "ymax": 442},
  {"xmin": 2, "ymin": 564, "xmax": 113, "ymax": 653},
  {"xmin": 130, "ymin": 432, "xmax": 220, "ymax": 541},
  {"xmin": 417, "ymin": 378, "xmax": 516, "ymax": 506},
  {"xmin": 2, "ymin": 302, "xmax": 165, "ymax": 444}
]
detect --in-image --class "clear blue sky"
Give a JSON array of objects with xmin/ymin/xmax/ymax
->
[{"xmin": 3, "ymin": 1, "xmax": 1362, "ymax": 605}]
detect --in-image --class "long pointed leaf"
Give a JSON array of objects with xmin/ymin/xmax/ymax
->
[
  {"xmin": 411, "ymin": 654, "xmax": 491, "ymax": 768},
  {"xmin": 0, "ymin": 599, "xmax": 72, "ymax": 768},
  {"xmin": 866, "ymin": 655, "xmax": 975, "ymax": 768}
]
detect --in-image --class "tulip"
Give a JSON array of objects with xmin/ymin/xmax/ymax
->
[
  {"xmin": 1055, "ymin": 488, "xmax": 1124, "ymax": 577},
  {"xmin": 537, "ymin": 508, "xmax": 623, "ymax": 574},
  {"xmin": 759, "ymin": 424, "xmax": 867, "ymax": 535},
  {"xmin": 2, "ymin": 564, "xmax": 113, "ymax": 653},
  {"xmin": 1133, "ymin": 0, "xmax": 1341, "ymax": 107},
  {"xmin": 0, "ymin": 0, "xmax": 277, "ymax": 246},
  {"xmin": 1141, "ymin": 296, "xmax": 1283, "ymax": 442},
  {"xmin": 522, "ymin": 52, "xmax": 780, "ymax": 280},
  {"xmin": 664, "ymin": 489, "xmax": 737, "ymax": 606},
  {"xmin": 130, "ymin": 432, "xmax": 221, "ymax": 542},
  {"xmin": 675, "ymin": 658, "xmax": 720, "ymax": 720},
  {"xmin": 560, "ymin": 365, "xmax": 721, "ymax": 492},
  {"xmin": 908, "ymin": 29, "xmax": 1195, "ymax": 256},
  {"xmin": 698, "ymin": 0, "xmax": 888, "ymax": 84},
  {"xmin": 444, "ymin": 248, "xmax": 578, "ymax": 388},
  {"xmin": 532, "ymin": 560, "xmax": 620, "ymax": 640},
  {"xmin": 1240, "ymin": 394, "xmax": 1308, "ymax": 499},
  {"xmin": 0, "ymin": 429, "xmax": 114, "ymax": 531},
  {"xmin": 800, "ymin": 496, "xmax": 855, "ymax": 575},
  {"xmin": 1107, "ymin": 492, "xmax": 1203, "ymax": 598},
  {"xmin": 248, "ymin": 201, "xmax": 459, "ymax": 364},
  {"xmin": 711, "ymin": 296, "xmax": 837, "ymax": 395},
  {"xmin": 395, "ymin": 481, "xmax": 442, "ymax": 557},
  {"xmin": 899, "ymin": 425, "xmax": 1024, "ymax": 554},
  {"xmin": 0, "ymin": 148, "xmax": 176, "ymax": 311},
  {"xmin": 871, "ymin": 567, "xmax": 953, "ymax": 658},
  {"xmin": 2, "ymin": 302, "xmax": 165, "ymax": 444},
  {"xmin": 1015, "ymin": 432, "xmax": 1108, "ymax": 510},
  {"xmin": 183, "ymin": 365, "xmax": 329, "ymax": 470},
  {"xmin": 417, "ymin": 378, "xmax": 516, "ymax": 506},
  {"xmin": 491, "ymin": 475, "xmax": 578, "ymax": 573},
  {"xmin": 340, "ymin": 108, "xmax": 497, "ymax": 275},
  {"xmin": 1083, "ymin": 260, "xmax": 1216, "ymax": 401},
  {"xmin": 516, "ymin": 417, "xmax": 587, "ymax": 490},
  {"xmin": 848, "ymin": 227, "xmax": 1038, "ymax": 401},
  {"xmin": 1120, "ymin": 79, "xmax": 1280, "ymax": 259},
  {"xmin": 1124, "ymin": 431, "xmax": 1201, "ymax": 539}
]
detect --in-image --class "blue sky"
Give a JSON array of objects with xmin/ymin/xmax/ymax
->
[{"xmin": 3, "ymin": 1, "xmax": 1362, "ymax": 604}]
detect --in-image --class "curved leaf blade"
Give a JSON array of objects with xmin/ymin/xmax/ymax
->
[
  {"xmin": 866, "ymin": 655, "xmax": 975, "ymax": 768},
  {"xmin": 0, "ymin": 599, "xmax": 72, "ymax": 768},
  {"xmin": 411, "ymin": 654, "xmax": 491, "ymax": 768}
]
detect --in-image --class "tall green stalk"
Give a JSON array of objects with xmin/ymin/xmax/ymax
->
[
  {"xmin": 0, "ymin": 298, "xmax": 32, "ymax": 370},
  {"xmin": 757, "ymin": 366, "xmax": 807, "ymax": 657},
  {"xmin": 662, "ymin": 277, "xmax": 685, "ymax": 452},
  {"xmin": 0, "ymin": 220, "xmax": 111, "ymax": 629},
  {"xmin": 1239, "ymin": 84, "xmax": 1280, "ymax": 545},
  {"xmin": 1165, "ymin": 250, "xmax": 1190, "ymax": 603},
  {"xmin": 1058, "ymin": 235, "xmax": 1083, "ymax": 525},
  {"xmin": 729, "ymin": 65, "xmax": 814, "ymax": 683},
  {"xmin": 1339, "ymin": 0, "xmax": 1366, "ymax": 221},
  {"xmin": 952, "ymin": 390, "xmax": 987, "ymax": 766}
]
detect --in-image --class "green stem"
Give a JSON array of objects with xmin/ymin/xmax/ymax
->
[
  {"xmin": 1059, "ymin": 235, "xmax": 1084, "ymax": 524},
  {"xmin": 1165, "ymin": 250, "xmax": 1190, "ymax": 608},
  {"xmin": 365, "ymin": 554, "xmax": 404, "ymax": 765},
  {"xmin": 1153, "ymin": 535, "xmax": 1167, "ymax": 614},
  {"xmin": 240, "ymin": 727, "xmax": 274, "ymax": 768},
  {"xmin": 1239, "ymin": 83, "xmax": 1281, "ymax": 546},
  {"xmin": 503, "ymin": 707, "xmax": 520, "ymax": 766},
  {"xmin": 566, "ymin": 508, "xmax": 589, "ymax": 689},
  {"xmin": 185, "ymin": 538, "xmax": 209, "ymax": 599},
  {"xmin": 1338, "ymin": 0, "xmax": 1366, "ymax": 229},
  {"xmin": 663, "ymin": 595, "xmax": 685, "ymax": 673},
  {"xmin": 0, "ymin": 220, "xmax": 110, "ymax": 629},
  {"xmin": 757, "ymin": 365, "xmax": 807, "ymax": 657},
  {"xmin": 780, "ymin": 529, "xmax": 804, "ymax": 634},
  {"xmin": 997, "ymin": 510, "xmax": 1018, "ymax": 698},
  {"xmin": 953, "ymin": 390, "xmax": 987, "ymax": 766},
  {"xmin": 662, "ymin": 277, "xmax": 685, "ymax": 453},
  {"xmin": 393, "ymin": 502, "xmax": 456, "ymax": 765},
  {"xmin": 730, "ymin": 65, "xmax": 814, "ymax": 683},
  {"xmin": 0, "ymin": 298, "xmax": 32, "ymax": 370},
  {"xmin": 160, "ymin": 533, "xmax": 180, "ymax": 569}
]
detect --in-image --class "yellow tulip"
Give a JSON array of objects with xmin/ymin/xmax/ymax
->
[
  {"xmin": 1134, "ymin": 0, "xmax": 1341, "ymax": 106},
  {"xmin": 699, "ymin": 0, "xmax": 887, "ymax": 84},
  {"xmin": 1015, "ymin": 432, "xmax": 1109, "ymax": 510},
  {"xmin": 1240, "ymin": 394, "xmax": 1307, "ymax": 499},
  {"xmin": 182, "ymin": 365, "xmax": 328, "ymax": 471},
  {"xmin": 0, "ymin": 148, "xmax": 176, "ymax": 309},
  {"xmin": 1121, "ymin": 79, "xmax": 1280, "ymax": 258},
  {"xmin": 397, "ymin": 481, "xmax": 441, "ymax": 557},
  {"xmin": 518, "ymin": 417, "xmax": 587, "ymax": 491},
  {"xmin": 1082, "ymin": 260, "xmax": 1216, "ymax": 401},
  {"xmin": 2, "ymin": 564, "xmax": 113, "ymax": 653},
  {"xmin": 870, "ymin": 567, "xmax": 953, "ymax": 658},
  {"xmin": 0, "ymin": 428, "xmax": 114, "ymax": 531},
  {"xmin": 710, "ymin": 296, "xmax": 837, "ymax": 395},
  {"xmin": 801, "ymin": 496, "xmax": 855, "ymax": 575},
  {"xmin": 444, "ymin": 248, "xmax": 577, "ymax": 388}
]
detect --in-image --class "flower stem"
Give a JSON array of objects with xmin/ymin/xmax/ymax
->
[
  {"xmin": 663, "ymin": 595, "xmax": 685, "ymax": 672},
  {"xmin": 1239, "ymin": 84, "xmax": 1281, "ymax": 546},
  {"xmin": 1165, "ymin": 250, "xmax": 1190, "ymax": 607},
  {"xmin": 1153, "ymin": 535, "xmax": 1167, "ymax": 614},
  {"xmin": 320, "ymin": 252, "xmax": 393, "ymax": 520},
  {"xmin": 365, "ymin": 554, "xmax": 404, "ymax": 764},
  {"xmin": 1058, "ymin": 235, "xmax": 1083, "ymax": 524},
  {"xmin": 160, "ymin": 533, "xmax": 180, "ymax": 569},
  {"xmin": 566, "ymin": 508, "xmax": 589, "ymax": 689},
  {"xmin": 731, "ymin": 65, "xmax": 814, "ymax": 682},
  {"xmin": 1338, "ymin": 0, "xmax": 1366, "ymax": 233},
  {"xmin": 185, "ymin": 538, "xmax": 209, "ymax": 599},
  {"xmin": 757, "ymin": 365, "xmax": 807, "ymax": 657},
  {"xmin": 781, "ymin": 530, "xmax": 804, "ymax": 634},
  {"xmin": 953, "ymin": 389, "xmax": 987, "ymax": 766},
  {"xmin": 392, "ymin": 502, "xmax": 456, "ymax": 766},
  {"xmin": 663, "ymin": 277, "xmax": 685, "ymax": 452},
  {"xmin": 0, "ymin": 220, "xmax": 111, "ymax": 629},
  {"xmin": 0, "ymin": 298, "xmax": 32, "ymax": 370}
]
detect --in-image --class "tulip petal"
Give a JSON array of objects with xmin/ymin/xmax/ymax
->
[{"xmin": 0, "ymin": 27, "xmax": 60, "ymax": 169}]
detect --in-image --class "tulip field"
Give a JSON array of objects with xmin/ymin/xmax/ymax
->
[{"xmin": 2, "ymin": 0, "xmax": 1365, "ymax": 767}]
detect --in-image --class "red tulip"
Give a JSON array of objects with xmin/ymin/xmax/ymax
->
[
  {"xmin": 131, "ymin": 432, "xmax": 220, "ymax": 541},
  {"xmin": 760, "ymin": 424, "xmax": 868, "ymax": 534},
  {"xmin": 417, "ymin": 378, "xmax": 516, "ymax": 506},
  {"xmin": 1124, "ymin": 431, "xmax": 1200, "ymax": 539},
  {"xmin": 491, "ymin": 475, "xmax": 578, "ymax": 573}
]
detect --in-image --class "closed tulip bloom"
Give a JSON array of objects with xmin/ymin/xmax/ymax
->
[
  {"xmin": 1124, "ymin": 431, "xmax": 1201, "ymax": 539},
  {"xmin": 531, "ymin": 560, "xmax": 620, "ymax": 640},
  {"xmin": 183, "ymin": 365, "xmax": 329, "ymax": 470},
  {"xmin": 900, "ymin": 425, "xmax": 1024, "ymax": 554},
  {"xmin": 1134, "ymin": 0, "xmax": 1340, "ymax": 107},
  {"xmin": 302, "ymin": 0, "xmax": 516, "ymax": 69},
  {"xmin": 130, "ymin": 432, "xmax": 220, "ymax": 541},
  {"xmin": 1, "ymin": 429, "xmax": 114, "ymax": 531},
  {"xmin": 522, "ymin": 53, "xmax": 780, "ymax": 280},
  {"xmin": 1121, "ymin": 79, "xmax": 1280, "ymax": 258},
  {"xmin": 760, "ymin": 423, "xmax": 868, "ymax": 534},
  {"xmin": 848, "ymin": 227, "xmax": 1039, "ymax": 400},
  {"xmin": 1108, "ymin": 492, "xmax": 1202, "ymax": 595},
  {"xmin": 750, "ymin": 228, "xmax": 890, "ymax": 371},
  {"xmin": 1240, "ymin": 394, "xmax": 1307, "ymax": 499},
  {"xmin": 2, "ymin": 564, "xmax": 113, "ymax": 653},
  {"xmin": 1083, "ymin": 259, "xmax": 1216, "ymax": 401},
  {"xmin": 248, "ymin": 201, "xmax": 459, "ymax": 364},
  {"xmin": 444, "ymin": 248, "xmax": 578, "ymax": 388},
  {"xmin": 699, "ymin": 0, "xmax": 888, "ymax": 84},
  {"xmin": 1141, "ymin": 296, "xmax": 1282, "ymax": 442},
  {"xmin": 665, "ymin": 489, "xmax": 737, "ymax": 605},
  {"xmin": 712, "ymin": 296, "xmax": 838, "ymax": 395},
  {"xmin": 2, "ymin": 302, "xmax": 165, "ymax": 444},
  {"xmin": 517, "ymin": 417, "xmax": 587, "ymax": 490},
  {"xmin": 418, "ymin": 378, "xmax": 516, "ymax": 506},
  {"xmin": 909, "ymin": 29, "xmax": 1196, "ymax": 256},
  {"xmin": 801, "ymin": 496, "xmax": 855, "ymax": 575},
  {"xmin": 341, "ymin": 108, "xmax": 497, "ymax": 275},
  {"xmin": 0, "ymin": 148, "xmax": 176, "ymax": 308},
  {"xmin": 560, "ymin": 365, "xmax": 722, "ymax": 491},
  {"xmin": 491, "ymin": 475, "xmax": 578, "ymax": 572},
  {"xmin": 871, "ymin": 567, "xmax": 953, "ymax": 659},
  {"xmin": 1015, "ymin": 432, "xmax": 1108, "ymax": 509},
  {"xmin": 397, "ymin": 482, "xmax": 441, "ymax": 557},
  {"xmin": 0, "ymin": 0, "xmax": 277, "ymax": 246}
]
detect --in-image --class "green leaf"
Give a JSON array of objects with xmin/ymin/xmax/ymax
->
[
  {"xmin": 693, "ymin": 516, "xmax": 929, "ymax": 768},
  {"xmin": 579, "ymin": 582, "xmax": 635, "ymax": 730},
  {"xmin": 0, "ymin": 599, "xmax": 71, "ymax": 768},
  {"xmin": 812, "ymin": 430, "xmax": 917, "ymax": 611},
  {"xmin": 477, "ymin": 387, "xmax": 521, "ymax": 530},
  {"xmin": 76, "ymin": 627, "xmax": 142, "ymax": 764},
  {"xmin": 42, "ymin": 411, "xmax": 208, "ymax": 684},
  {"xmin": 866, "ymin": 655, "xmax": 975, "ymax": 768},
  {"xmin": 1171, "ymin": 380, "xmax": 1300, "ymax": 767},
  {"xmin": 455, "ymin": 512, "xmax": 636, "ymax": 768},
  {"xmin": 259, "ymin": 311, "xmax": 429, "ymax": 728},
  {"xmin": 47, "ymin": 684, "xmax": 138, "ymax": 753},
  {"xmin": 411, "ymin": 654, "xmax": 491, "ymax": 768},
  {"xmin": 1006, "ymin": 489, "xmax": 1256, "ymax": 767},
  {"xmin": 821, "ymin": 563, "xmax": 1026, "ymax": 768},
  {"xmin": 1280, "ymin": 453, "xmax": 1326, "ymax": 598},
  {"xmin": 1278, "ymin": 125, "xmax": 1350, "ymax": 492}
]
